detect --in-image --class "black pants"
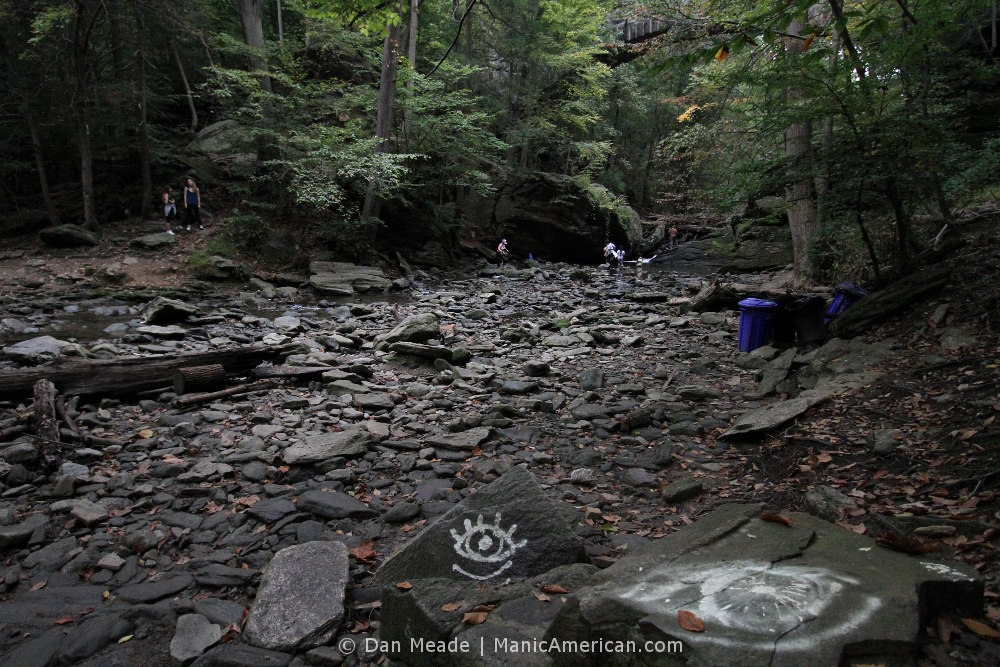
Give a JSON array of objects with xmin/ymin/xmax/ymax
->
[{"xmin": 185, "ymin": 205, "xmax": 201, "ymax": 227}]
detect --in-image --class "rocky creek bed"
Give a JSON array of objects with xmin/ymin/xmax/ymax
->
[{"xmin": 1, "ymin": 254, "xmax": 999, "ymax": 666}]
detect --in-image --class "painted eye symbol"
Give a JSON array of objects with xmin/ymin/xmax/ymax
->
[{"xmin": 450, "ymin": 512, "xmax": 527, "ymax": 581}]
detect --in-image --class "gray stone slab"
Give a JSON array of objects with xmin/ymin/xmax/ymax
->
[
  {"xmin": 244, "ymin": 541, "xmax": 349, "ymax": 652},
  {"xmin": 191, "ymin": 644, "xmax": 293, "ymax": 667},
  {"xmin": 116, "ymin": 572, "xmax": 194, "ymax": 603},
  {"xmin": 282, "ymin": 428, "xmax": 372, "ymax": 465},
  {"xmin": 296, "ymin": 489, "xmax": 378, "ymax": 520},
  {"xmin": 424, "ymin": 427, "xmax": 492, "ymax": 451},
  {"xmin": 375, "ymin": 465, "xmax": 583, "ymax": 586},
  {"xmin": 545, "ymin": 504, "xmax": 983, "ymax": 667},
  {"xmin": 171, "ymin": 613, "xmax": 223, "ymax": 663}
]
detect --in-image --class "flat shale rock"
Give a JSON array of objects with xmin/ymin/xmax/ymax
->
[
  {"xmin": 244, "ymin": 541, "xmax": 350, "ymax": 652},
  {"xmin": 375, "ymin": 465, "xmax": 582, "ymax": 586},
  {"xmin": 546, "ymin": 504, "xmax": 983, "ymax": 667},
  {"xmin": 282, "ymin": 428, "xmax": 372, "ymax": 464}
]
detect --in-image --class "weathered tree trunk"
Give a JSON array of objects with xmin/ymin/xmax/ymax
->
[
  {"xmin": 362, "ymin": 1, "xmax": 405, "ymax": 228},
  {"xmin": 235, "ymin": 0, "xmax": 272, "ymax": 92},
  {"xmin": 24, "ymin": 107, "xmax": 60, "ymax": 227},
  {"xmin": 32, "ymin": 379, "xmax": 61, "ymax": 470},
  {"xmin": 173, "ymin": 364, "xmax": 227, "ymax": 395},
  {"xmin": 170, "ymin": 38, "xmax": 199, "ymax": 133},
  {"xmin": 829, "ymin": 265, "xmax": 950, "ymax": 338},
  {"xmin": 134, "ymin": 2, "xmax": 153, "ymax": 219},
  {"xmin": 276, "ymin": 0, "xmax": 284, "ymax": 50},
  {"xmin": 784, "ymin": 18, "xmax": 818, "ymax": 283},
  {"xmin": 73, "ymin": 2, "xmax": 100, "ymax": 230},
  {"xmin": 108, "ymin": 0, "xmax": 126, "ymax": 80},
  {"xmin": 815, "ymin": 30, "xmax": 840, "ymax": 229},
  {"xmin": 0, "ymin": 346, "xmax": 281, "ymax": 401}
]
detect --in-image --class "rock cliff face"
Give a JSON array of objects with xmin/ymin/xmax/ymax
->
[{"xmin": 473, "ymin": 173, "xmax": 643, "ymax": 263}]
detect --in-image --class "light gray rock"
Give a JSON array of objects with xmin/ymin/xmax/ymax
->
[
  {"xmin": 4, "ymin": 335, "xmax": 70, "ymax": 363},
  {"xmin": 375, "ymin": 465, "xmax": 582, "ymax": 585},
  {"xmin": 282, "ymin": 428, "xmax": 372, "ymax": 465},
  {"xmin": 141, "ymin": 296, "xmax": 202, "ymax": 325},
  {"xmin": 38, "ymin": 224, "xmax": 99, "ymax": 248},
  {"xmin": 171, "ymin": 614, "xmax": 223, "ymax": 663},
  {"xmin": 424, "ymin": 427, "xmax": 492, "ymax": 451},
  {"xmin": 546, "ymin": 504, "xmax": 983, "ymax": 667},
  {"xmin": 377, "ymin": 312, "xmax": 439, "ymax": 344},
  {"xmin": 244, "ymin": 542, "xmax": 350, "ymax": 652}
]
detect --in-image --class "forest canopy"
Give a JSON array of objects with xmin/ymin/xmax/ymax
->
[{"xmin": 0, "ymin": 0, "xmax": 997, "ymax": 281}]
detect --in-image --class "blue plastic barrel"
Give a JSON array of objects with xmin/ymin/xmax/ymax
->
[
  {"xmin": 824, "ymin": 282, "xmax": 868, "ymax": 324},
  {"xmin": 738, "ymin": 298, "xmax": 778, "ymax": 352}
]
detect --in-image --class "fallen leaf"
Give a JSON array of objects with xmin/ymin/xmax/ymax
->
[
  {"xmin": 533, "ymin": 592, "xmax": 551, "ymax": 602},
  {"xmin": 441, "ymin": 602, "xmax": 463, "ymax": 612},
  {"xmin": 875, "ymin": 533, "xmax": 939, "ymax": 554},
  {"xmin": 118, "ymin": 635, "xmax": 133, "ymax": 644},
  {"xmin": 277, "ymin": 465, "xmax": 289, "ymax": 473},
  {"xmin": 678, "ymin": 610, "xmax": 705, "ymax": 632},
  {"xmin": 138, "ymin": 429, "xmax": 154, "ymax": 439},
  {"xmin": 401, "ymin": 524, "xmax": 415, "ymax": 533},
  {"xmin": 470, "ymin": 604, "xmax": 497, "ymax": 613},
  {"xmin": 761, "ymin": 512, "xmax": 795, "ymax": 527},
  {"xmin": 463, "ymin": 611, "xmax": 489, "ymax": 625},
  {"xmin": 396, "ymin": 581, "xmax": 413, "ymax": 591},
  {"xmin": 715, "ymin": 45, "xmax": 729, "ymax": 62},
  {"xmin": 960, "ymin": 618, "xmax": 1000, "ymax": 639},
  {"xmin": 350, "ymin": 540, "xmax": 377, "ymax": 563},
  {"xmin": 29, "ymin": 580, "xmax": 47, "ymax": 592},
  {"xmin": 801, "ymin": 34, "xmax": 815, "ymax": 51},
  {"xmin": 351, "ymin": 619, "xmax": 371, "ymax": 633},
  {"xmin": 233, "ymin": 495, "xmax": 260, "ymax": 508},
  {"xmin": 103, "ymin": 590, "xmax": 111, "ymax": 600},
  {"xmin": 55, "ymin": 617, "xmax": 76, "ymax": 625},
  {"xmin": 541, "ymin": 585, "xmax": 570, "ymax": 594}
]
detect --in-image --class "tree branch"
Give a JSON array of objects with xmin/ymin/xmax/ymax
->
[{"xmin": 428, "ymin": 0, "xmax": 477, "ymax": 76}]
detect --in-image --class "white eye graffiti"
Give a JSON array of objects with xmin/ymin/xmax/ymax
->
[{"xmin": 450, "ymin": 512, "xmax": 528, "ymax": 581}]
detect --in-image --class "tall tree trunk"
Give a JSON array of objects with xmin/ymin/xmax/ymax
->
[
  {"xmin": 235, "ymin": 0, "xmax": 271, "ymax": 92},
  {"xmin": 403, "ymin": 0, "xmax": 419, "ymax": 140},
  {"xmin": 73, "ymin": 2, "xmax": 100, "ymax": 230},
  {"xmin": 24, "ymin": 107, "xmax": 60, "ymax": 227},
  {"xmin": 134, "ymin": 3, "xmax": 152, "ymax": 219},
  {"xmin": 815, "ymin": 30, "xmax": 840, "ymax": 229},
  {"xmin": 109, "ymin": 0, "xmax": 126, "ymax": 81},
  {"xmin": 170, "ymin": 37, "xmax": 199, "ymax": 133},
  {"xmin": 362, "ymin": 1, "xmax": 404, "ymax": 227},
  {"xmin": 276, "ymin": 0, "xmax": 284, "ymax": 51},
  {"xmin": 784, "ymin": 18, "xmax": 818, "ymax": 283}
]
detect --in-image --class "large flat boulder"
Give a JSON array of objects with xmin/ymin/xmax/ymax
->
[
  {"xmin": 308, "ymin": 262, "xmax": 392, "ymax": 295},
  {"xmin": 141, "ymin": 296, "xmax": 202, "ymax": 325},
  {"xmin": 281, "ymin": 428, "xmax": 372, "ymax": 465},
  {"xmin": 38, "ymin": 224, "xmax": 99, "ymax": 248},
  {"xmin": 546, "ymin": 504, "xmax": 983, "ymax": 667},
  {"xmin": 376, "ymin": 312, "xmax": 439, "ymax": 345},
  {"xmin": 244, "ymin": 542, "xmax": 350, "ymax": 652},
  {"xmin": 375, "ymin": 465, "xmax": 583, "ymax": 586},
  {"xmin": 3, "ymin": 335, "xmax": 71, "ymax": 364}
]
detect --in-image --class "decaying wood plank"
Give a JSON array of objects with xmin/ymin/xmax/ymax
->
[
  {"xmin": 173, "ymin": 364, "xmax": 227, "ymax": 395},
  {"xmin": 0, "ymin": 345, "xmax": 281, "ymax": 401},
  {"xmin": 32, "ymin": 379, "xmax": 60, "ymax": 470},
  {"xmin": 172, "ymin": 379, "xmax": 275, "ymax": 409},
  {"xmin": 829, "ymin": 266, "xmax": 951, "ymax": 339}
]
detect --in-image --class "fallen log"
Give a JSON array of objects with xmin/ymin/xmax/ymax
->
[
  {"xmin": 173, "ymin": 364, "xmax": 227, "ymax": 395},
  {"xmin": 172, "ymin": 379, "xmax": 275, "ymax": 409},
  {"xmin": 252, "ymin": 365, "xmax": 333, "ymax": 380},
  {"xmin": 829, "ymin": 266, "xmax": 951, "ymax": 339},
  {"xmin": 0, "ymin": 345, "xmax": 281, "ymax": 402}
]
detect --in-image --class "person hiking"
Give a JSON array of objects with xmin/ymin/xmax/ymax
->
[
  {"xmin": 603, "ymin": 241, "xmax": 617, "ymax": 265},
  {"xmin": 668, "ymin": 225, "xmax": 678, "ymax": 249},
  {"xmin": 497, "ymin": 239, "xmax": 510, "ymax": 268},
  {"xmin": 183, "ymin": 177, "xmax": 202, "ymax": 231},
  {"xmin": 615, "ymin": 247, "xmax": 625, "ymax": 272},
  {"xmin": 162, "ymin": 187, "xmax": 177, "ymax": 235}
]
